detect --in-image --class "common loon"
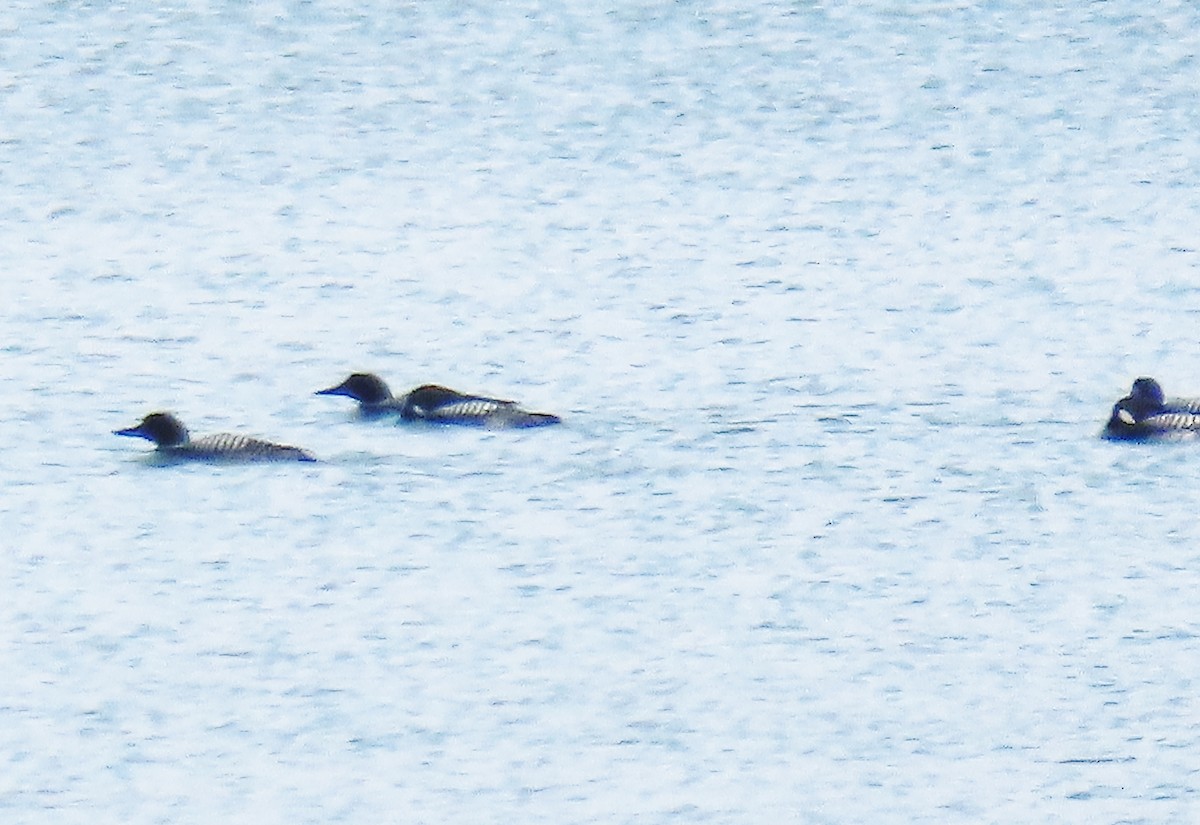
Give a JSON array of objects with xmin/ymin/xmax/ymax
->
[
  {"xmin": 1103, "ymin": 377, "xmax": 1200, "ymax": 440},
  {"xmin": 316, "ymin": 373, "xmax": 561, "ymax": 428},
  {"xmin": 115, "ymin": 412, "xmax": 317, "ymax": 462}
]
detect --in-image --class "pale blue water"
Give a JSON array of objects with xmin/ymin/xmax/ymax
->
[{"xmin": 3, "ymin": 2, "xmax": 1200, "ymax": 823}]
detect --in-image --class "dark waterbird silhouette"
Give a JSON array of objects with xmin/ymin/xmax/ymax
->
[
  {"xmin": 316, "ymin": 373, "xmax": 561, "ymax": 428},
  {"xmin": 1103, "ymin": 377, "xmax": 1200, "ymax": 441},
  {"xmin": 115, "ymin": 412, "xmax": 316, "ymax": 462}
]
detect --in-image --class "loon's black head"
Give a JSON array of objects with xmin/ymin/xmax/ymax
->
[
  {"xmin": 1113, "ymin": 377, "xmax": 1167, "ymax": 424},
  {"xmin": 114, "ymin": 412, "xmax": 190, "ymax": 448},
  {"xmin": 1129, "ymin": 377, "xmax": 1165, "ymax": 409},
  {"xmin": 316, "ymin": 373, "xmax": 393, "ymax": 405}
]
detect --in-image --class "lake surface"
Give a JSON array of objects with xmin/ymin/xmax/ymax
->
[{"xmin": 3, "ymin": 2, "xmax": 1200, "ymax": 822}]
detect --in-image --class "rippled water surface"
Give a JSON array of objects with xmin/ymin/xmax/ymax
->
[{"xmin": 4, "ymin": 2, "xmax": 1200, "ymax": 822}]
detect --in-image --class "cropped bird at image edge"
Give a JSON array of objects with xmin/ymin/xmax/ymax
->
[{"xmin": 1103, "ymin": 377, "xmax": 1200, "ymax": 441}]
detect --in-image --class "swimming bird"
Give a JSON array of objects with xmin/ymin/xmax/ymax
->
[
  {"xmin": 316, "ymin": 373, "xmax": 561, "ymax": 428},
  {"xmin": 115, "ymin": 412, "xmax": 317, "ymax": 462},
  {"xmin": 1103, "ymin": 377, "xmax": 1200, "ymax": 440}
]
